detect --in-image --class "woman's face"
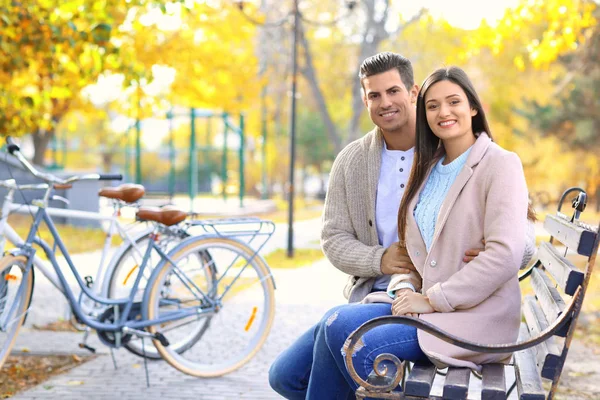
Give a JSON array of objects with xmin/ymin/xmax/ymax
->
[{"xmin": 424, "ymin": 80, "xmax": 477, "ymax": 144}]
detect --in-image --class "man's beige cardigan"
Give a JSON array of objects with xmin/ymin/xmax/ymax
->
[{"xmin": 321, "ymin": 128, "xmax": 402, "ymax": 303}]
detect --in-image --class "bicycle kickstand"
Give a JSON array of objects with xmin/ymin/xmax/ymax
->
[
  {"xmin": 109, "ymin": 348, "xmax": 119, "ymax": 370},
  {"xmin": 78, "ymin": 328, "xmax": 97, "ymax": 354},
  {"xmin": 141, "ymin": 337, "xmax": 150, "ymax": 388}
]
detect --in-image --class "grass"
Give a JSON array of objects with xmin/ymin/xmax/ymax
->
[
  {"xmin": 4, "ymin": 198, "xmax": 325, "ymax": 255},
  {"xmin": 5, "ymin": 214, "xmax": 121, "ymax": 255},
  {"xmin": 264, "ymin": 247, "xmax": 325, "ymax": 269}
]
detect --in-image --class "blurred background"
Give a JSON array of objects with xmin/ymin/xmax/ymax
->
[{"xmin": 0, "ymin": 0, "xmax": 598, "ymax": 210}]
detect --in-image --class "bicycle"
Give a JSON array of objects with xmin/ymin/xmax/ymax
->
[
  {"xmin": 105, "ymin": 214, "xmax": 277, "ymax": 361},
  {"xmin": 0, "ymin": 178, "xmax": 153, "ymax": 324},
  {"xmin": 0, "ymin": 137, "xmax": 276, "ymax": 377}
]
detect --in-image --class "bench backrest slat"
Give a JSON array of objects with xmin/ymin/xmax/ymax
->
[
  {"xmin": 537, "ymin": 241, "xmax": 585, "ymax": 296},
  {"xmin": 514, "ymin": 324, "xmax": 546, "ymax": 400},
  {"xmin": 523, "ymin": 296, "xmax": 562, "ymax": 379},
  {"xmin": 531, "ymin": 267, "xmax": 567, "ymax": 324},
  {"xmin": 544, "ymin": 214, "xmax": 597, "ymax": 256}
]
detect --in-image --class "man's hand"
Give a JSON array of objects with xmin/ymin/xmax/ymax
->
[
  {"xmin": 381, "ymin": 242, "xmax": 416, "ymax": 275},
  {"xmin": 463, "ymin": 239, "xmax": 485, "ymax": 263},
  {"xmin": 392, "ymin": 291, "xmax": 434, "ymax": 316}
]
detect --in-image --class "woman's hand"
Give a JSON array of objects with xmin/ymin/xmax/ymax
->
[{"xmin": 392, "ymin": 291, "xmax": 434, "ymax": 316}]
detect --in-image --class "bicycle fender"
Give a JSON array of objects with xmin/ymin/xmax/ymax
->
[{"xmin": 140, "ymin": 234, "xmax": 277, "ymax": 320}]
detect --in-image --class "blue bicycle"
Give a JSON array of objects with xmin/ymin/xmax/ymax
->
[{"xmin": 0, "ymin": 138, "xmax": 276, "ymax": 377}]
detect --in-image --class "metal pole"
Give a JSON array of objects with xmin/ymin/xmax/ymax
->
[
  {"xmin": 189, "ymin": 107, "xmax": 197, "ymax": 211},
  {"xmin": 62, "ymin": 133, "xmax": 67, "ymax": 167},
  {"xmin": 239, "ymin": 113, "xmax": 245, "ymax": 208},
  {"xmin": 135, "ymin": 110, "xmax": 142, "ymax": 184},
  {"xmin": 124, "ymin": 126, "xmax": 130, "ymax": 182},
  {"xmin": 168, "ymin": 109, "xmax": 175, "ymax": 201},
  {"xmin": 287, "ymin": 0, "xmax": 299, "ymax": 258},
  {"xmin": 51, "ymin": 134, "xmax": 57, "ymax": 167},
  {"xmin": 135, "ymin": 84, "xmax": 142, "ymax": 184},
  {"xmin": 221, "ymin": 113, "xmax": 229, "ymax": 202},
  {"xmin": 261, "ymin": 86, "xmax": 268, "ymax": 200}
]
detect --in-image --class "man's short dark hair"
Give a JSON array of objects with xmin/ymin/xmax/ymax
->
[{"xmin": 359, "ymin": 52, "xmax": 414, "ymax": 90}]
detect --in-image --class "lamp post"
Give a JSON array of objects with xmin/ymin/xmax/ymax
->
[
  {"xmin": 234, "ymin": 0, "xmax": 356, "ymax": 258},
  {"xmin": 287, "ymin": 0, "xmax": 299, "ymax": 258}
]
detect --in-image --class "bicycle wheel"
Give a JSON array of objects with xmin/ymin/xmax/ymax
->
[
  {"xmin": 0, "ymin": 255, "xmax": 34, "ymax": 369},
  {"xmin": 144, "ymin": 236, "xmax": 275, "ymax": 377},
  {"xmin": 108, "ymin": 234, "xmax": 217, "ymax": 359}
]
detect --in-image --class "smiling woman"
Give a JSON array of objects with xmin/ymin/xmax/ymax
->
[{"xmin": 423, "ymin": 80, "xmax": 478, "ymax": 163}]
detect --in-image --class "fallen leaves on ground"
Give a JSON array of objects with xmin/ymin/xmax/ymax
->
[{"xmin": 0, "ymin": 354, "xmax": 93, "ymax": 398}]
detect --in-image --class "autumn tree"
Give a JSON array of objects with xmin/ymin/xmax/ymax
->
[
  {"xmin": 466, "ymin": 0, "xmax": 599, "ymax": 201},
  {"xmin": 0, "ymin": 0, "xmax": 154, "ymax": 165}
]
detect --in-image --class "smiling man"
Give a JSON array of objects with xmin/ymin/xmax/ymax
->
[{"xmin": 320, "ymin": 52, "xmax": 422, "ymax": 304}]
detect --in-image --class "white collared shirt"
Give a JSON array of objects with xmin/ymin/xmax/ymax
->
[{"xmin": 372, "ymin": 143, "xmax": 414, "ymax": 290}]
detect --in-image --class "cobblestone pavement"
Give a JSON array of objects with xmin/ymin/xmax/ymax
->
[{"xmin": 12, "ymin": 256, "xmax": 350, "ymax": 400}]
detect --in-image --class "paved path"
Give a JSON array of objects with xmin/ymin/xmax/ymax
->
[
  {"xmin": 12, "ymin": 258, "xmax": 348, "ymax": 400},
  {"xmin": 9, "ymin": 219, "xmax": 600, "ymax": 399}
]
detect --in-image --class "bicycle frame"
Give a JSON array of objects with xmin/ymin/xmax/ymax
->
[
  {"xmin": 7, "ymin": 201, "xmax": 198, "ymax": 333},
  {"xmin": 0, "ymin": 183, "xmax": 153, "ymax": 300}
]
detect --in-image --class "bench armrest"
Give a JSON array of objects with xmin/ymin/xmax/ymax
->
[{"xmin": 344, "ymin": 286, "xmax": 581, "ymax": 392}]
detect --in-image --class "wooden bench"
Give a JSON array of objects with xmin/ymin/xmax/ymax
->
[{"xmin": 345, "ymin": 187, "xmax": 599, "ymax": 400}]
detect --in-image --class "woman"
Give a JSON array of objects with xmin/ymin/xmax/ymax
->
[
  {"xmin": 381, "ymin": 65, "xmax": 530, "ymax": 370},
  {"xmin": 341, "ymin": 66, "xmax": 530, "ymax": 390}
]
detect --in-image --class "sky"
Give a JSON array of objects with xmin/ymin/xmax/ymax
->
[{"xmin": 402, "ymin": 0, "xmax": 522, "ymax": 30}]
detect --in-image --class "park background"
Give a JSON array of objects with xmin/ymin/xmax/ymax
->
[
  {"xmin": 1, "ymin": 0, "xmax": 599, "ymax": 209},
  {"xmin": 2, "ymin": 0, "xmax": 600, "ymax": 398}
]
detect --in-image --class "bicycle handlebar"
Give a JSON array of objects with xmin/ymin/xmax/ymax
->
[
  {"xmin": 99, "ymin": 174, "xmax": 123, "ymax": 181},
  {"xmin": 6, "ymin": 136, "xmax": 20, "ymax": 155},
  {"xmin": 5, "ymin": 137, "xmax": 123, "ymax": 185},
  {"xmin": 0, "ymin": 179, "xmax": 49, "ymax": 191}
]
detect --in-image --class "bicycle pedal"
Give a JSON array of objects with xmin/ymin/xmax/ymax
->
[
  {"xmin": 79, "ymin": 343, "xmax": 97, "ymax": 353},
  {"xmin": 154, "ymin": 332, "xmax": 170, "ymax": 347}
]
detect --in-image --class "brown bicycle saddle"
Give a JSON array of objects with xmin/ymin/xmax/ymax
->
[
  {"xmin": 98, "ymin": 184, "xmax": 145, "ymax": 203},
  {"xmin": 136, "ymin": 205, "xmax": 187, "ymax": 226}
]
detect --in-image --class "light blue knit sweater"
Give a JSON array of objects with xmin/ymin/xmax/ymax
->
[{"xmin": 415, "ymin": 148, "xmax": 472, "ymax": 251}]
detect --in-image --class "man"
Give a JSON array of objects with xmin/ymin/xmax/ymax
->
[
  {"xmin": 321, "ymin": 52, "xmax": 422, "ymax": 304},
  {"xmin": 269, "ymin": 52, "xmax": 533, "ymax": 399}
]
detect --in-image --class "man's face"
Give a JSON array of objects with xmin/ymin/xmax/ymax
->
[{"xmin": 362, "ymin": 69, "xmax": 418, "ymax": 136}]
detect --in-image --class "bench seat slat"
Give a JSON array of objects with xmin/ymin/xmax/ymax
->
[
  {"xmin": 544, "ymin": 214, "xmax": 597, "ymax": 256},
  {"xmin": 523, "ymin": 296, "xmax": 562, "ymax": 380},
  {"xmin": 481, "ymin": 364, "xmax": 506, "ymax": 400},
  {"xmin": 538, "ymin": 241, "xmax": 584, "ymax": 296},
  {"xmin": 404, "ymin": 361, "xmax": 436, "ymax": 398},
  {"xmin": 515, "ymin": 324, "xmax": 546, "ymax": 400},
  {"xmin": 443, "ymin": 367, "xmax": 470, "ymax": 400}
]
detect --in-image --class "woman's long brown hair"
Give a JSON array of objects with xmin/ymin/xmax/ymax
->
[{"xmin": 397, "ymin": 66, "xmax": 535, "ymax": 244}]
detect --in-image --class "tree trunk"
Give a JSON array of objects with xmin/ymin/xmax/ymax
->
[
  {"xmin": 32, "ymin": 128, "xmax": 54, "ymax": 166},
  {"xmin": 347, "ymin": 0, "xmax": 392, "ymax": 144},
  {"xmin": 298, "ymin": 20, "xmax": 343, "ymax": 155}
]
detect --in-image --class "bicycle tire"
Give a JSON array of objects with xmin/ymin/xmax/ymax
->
[
  {"xmin": 107, "ymin": 233, "xmax": 217, "ymax": 359},
  {"xmin": 0, "ymin": 255, "xmax": 34, "ymax": 369},
  {"xmin": 143, "ymin": 236, "xmax": 275, "ymax": 377}
]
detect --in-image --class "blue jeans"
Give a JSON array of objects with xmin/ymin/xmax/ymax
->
[{"xmin": 268, "ymin": 303, "xmax": 428, "ymax": 399}]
